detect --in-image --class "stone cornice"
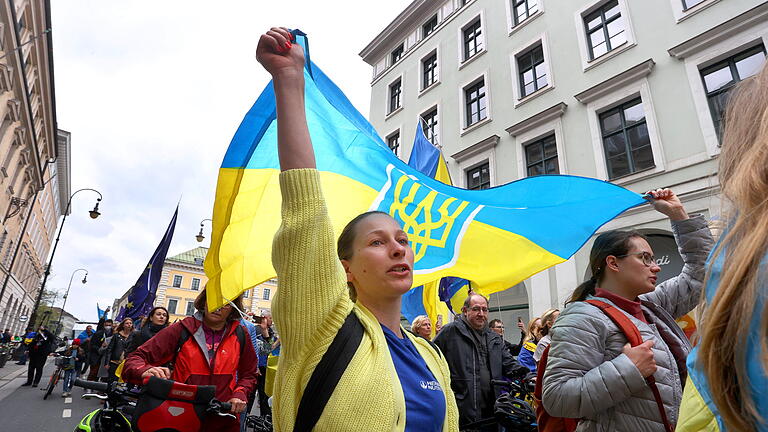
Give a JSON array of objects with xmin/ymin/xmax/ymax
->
[
  {"xmin": 450, "ymin": 134, "xmax": 499, "ymax": 162},
  {"xmin": 359, "ymin": 0, "xmax": 438, "ymax": 64},
  {"xmin": 668, "ymin": 3, "xmax": 768, "ymax": 59},
  {"xmin": 505, "ymin": 103, "xmax": 567, "ymax": 137},
  {"xmin": 574, "ymin": 59, "xmax": 655, "ymax": 104}
]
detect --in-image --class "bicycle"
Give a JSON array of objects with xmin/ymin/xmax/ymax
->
[
  {"xmin": 245, "ymin": 414, "xmax": 273, "ymax": 432},
  {"xmin": 74, "ymin": 377, "xmax": 237, "ymax": 432},
  {"xmin": 74, "ymin": 378, "xmax": 137, "ymax": 432},
  {"xmin": 43, "ymin": 353, "xmax": 64, "ymax": 400},
  {"xmin": 459, "ymin": 378, "xmax": 538, "ymax": 432}
]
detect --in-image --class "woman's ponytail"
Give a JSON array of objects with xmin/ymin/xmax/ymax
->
[{"xmin": 567, "ymin": 230, "xmax": 645, "ymax": 306}]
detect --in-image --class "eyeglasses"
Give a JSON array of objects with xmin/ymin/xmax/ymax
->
[
  {"xmin": 469, "ymin": 306, "xmax": 489, "ymax": 313},
  {"xmin": 491, "ymin": 325, "xmax": 504, "ymax": 329},
  {"xmin": 616, "ymin": 251, "xmax": 656, "ymax": 267}
]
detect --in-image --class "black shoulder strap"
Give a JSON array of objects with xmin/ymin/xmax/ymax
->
[
  {"xmin": 235, "ymin": 325, "xmax": 246, "ymax": 356},
  {"xmin": 425, "ymin": 338, "xmax": 442, "ymax": 358},
  {"xmin": 293, "ymin": 312, "xmax": 364, "ymax": 432},
  {"xmin": 167, "ymin": 325, "xmax": 191, "ymax": 370}
]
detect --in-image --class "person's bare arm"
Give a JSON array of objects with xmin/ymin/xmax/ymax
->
[{"xmin": 256, "ymin": 27, "xmax": 315, "ymax": 171}]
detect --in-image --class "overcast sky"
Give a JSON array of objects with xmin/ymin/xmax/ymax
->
[{"xmin": 48, "ymin": 1, "xmax": 412, "ymax": 322}]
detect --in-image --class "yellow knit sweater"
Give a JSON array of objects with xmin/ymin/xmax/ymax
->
[{"xmin": 271, "ymin": 169, "xmax": 459, "ymax": 432}]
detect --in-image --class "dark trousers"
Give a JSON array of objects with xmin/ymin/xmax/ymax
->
[
  {"xmin": 86, "ymin": 360, "xmax": 100, "ymax": 381},
  {"xmin": 26, "ymin": 355, "xmax": 46, "ymax": 385},
  {"xmin": 256, "ymin": 366, "xmax": 270, "ymax": 416}
]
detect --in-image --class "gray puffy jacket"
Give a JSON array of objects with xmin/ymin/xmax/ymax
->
[{"xmin": 542, "ymin": 215, "xmax": 713, "ymax": 432}]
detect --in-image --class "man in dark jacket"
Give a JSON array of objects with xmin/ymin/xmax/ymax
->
[
  {"xmin": 434, "ymin": 293, "xmax": 529, "ymax": 429},
  {"xmin": 21, "ymin": 326, "xmax": 54, "ymax": 387},
  {"xmin": 86, "ymin": 318, "xmax": 113, "ymax": 381}
]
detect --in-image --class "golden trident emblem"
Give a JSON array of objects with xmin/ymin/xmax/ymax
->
[{"xmin": 389, "ymin": 174, "xmax": 470, "ymax": 263}]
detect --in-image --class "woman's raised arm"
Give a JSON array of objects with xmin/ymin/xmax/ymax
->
[{"xmin": 256, "ymin": 27, "xmax": 315, "ymax": 171}]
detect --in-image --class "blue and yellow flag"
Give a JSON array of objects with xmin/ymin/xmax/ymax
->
[
  {"xmin": 204, "ymin": 32, "xmax": 646, "ymax": 310},
  {"xmin": 402, "ymin": 122, "xmax": 470, "ymax": 333}
]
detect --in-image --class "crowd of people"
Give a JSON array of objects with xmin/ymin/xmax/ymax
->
[
  {"xmin": 254, "ymin": 26, "xmax": 767, "ymax": 432},
  {"xmin": 5, "ymin": 26, "xmax": 765, "ymax": 432}
]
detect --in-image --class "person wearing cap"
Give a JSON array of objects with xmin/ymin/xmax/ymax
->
[{"xmin": 61, "ymin": 338, "xmax": 80, "ymax": 397}]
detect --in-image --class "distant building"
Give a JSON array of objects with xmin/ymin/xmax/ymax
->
[
  {"xmin": 0, "ymin": 0, "xmax": 70, "ymax": 336},
  {"xmin": 115, "ymin": 246, "xmax": 275, "ymax": 324},
  {"xmin": 361, "ymin": 0, "xmax": 767, "ymax": 322},
  {"xmin": 43, "ymin": 306, "xmax": 78, "ymax": 339}
]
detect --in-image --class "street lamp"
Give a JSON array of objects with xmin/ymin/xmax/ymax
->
[
  {"xmin": 53, "ymin": 268, "xmax": 87, "ymax": 337},
  {"xmin": 28, "ymin": 188, "xmax": 103, "ymax": 327},
  {"xmin": 195, "ymin": 218, "xmax": 212, "ymax": 243}
]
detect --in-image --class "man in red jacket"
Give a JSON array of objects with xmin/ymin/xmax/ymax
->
[{"xmin": 123, "ymin": 290, "xmax": 257, "ymax": 431}]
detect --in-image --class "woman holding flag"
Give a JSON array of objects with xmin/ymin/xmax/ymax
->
[{"xmin": 256, "ymin": 27, "xmax": 458, "ymax": 431}]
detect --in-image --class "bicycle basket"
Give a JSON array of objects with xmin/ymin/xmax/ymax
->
[{"xmin": 132, "ymin": 377, "xmax": 216, "ymax": 432}]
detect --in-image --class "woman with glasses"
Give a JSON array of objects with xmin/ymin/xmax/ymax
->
[
  {"xmin": 123, "ymin": 289, "xmax": 258, "ymax": 431},
  {"xmin": 541, "ymin": 188, "xmax": 713, "ymax": 431}
]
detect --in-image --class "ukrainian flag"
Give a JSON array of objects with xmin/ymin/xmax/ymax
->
[
  {"xmin": 204, "ymin": 31, "xmax": 646, "ymax": 310},
  {"xmin": 402, "ymin": 122, "xmax": 471, "ymax": 334}
]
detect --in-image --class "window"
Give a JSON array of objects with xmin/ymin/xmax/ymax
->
[
  {"xmin": 391, "ymin": 44, "xmax": 404, "ymax": 64},
  {"xmin": 584, "ymin": 0, "xmax": 626, "ymax": 60},
  {"xmin": 185, "ymin": 301, "xmax": 195, "ymax": 316},
  {"xmin": 525, "ymin": 135, "xmax": 559, "ymax": 176},
  {"xmin": 243, "ymin": 289, "xmax": 249, "ymax": 299},
  {"xmin": 263, "ymin": 288, "xmax": 271, "ymax": 300},
  {"xmin": 518, "ymin": 45, "xmax": 547, "ymax": 98},
  {"xmin": 682, "ymin": 0, "xmax": 705, "ymax": 10},
  {"xmin": 700, "ymin": 45, "xmax": 766, "ymax": 140},
  {"xmin": 466, "ymin": 163, "xmax": 491, "ymax": 190},
  {"xmin": 167, "ymin": 299, "xmax": 178, "ymax": 315},
  {"xmin": 422, "ymin": 52, "xmax": 438, "ymax": 89},
  {"xmin": 464, "ymin": 79, "xmax": 487, "ymax": 127},
  {"xmin": 512, "ymin": 0, "xmax": 539, "ymax": 26},
  {"xmin": 172, "ymin": 275, "xmax": 182, "ymax": 288},
  {"xmin": 423, "ymin": 15, "xmax": 438, "ymax": 38},
  {"xmin": 191, "ymin": 278, "xmax": 200, "ymax": 291},
  {"xmin": 389, "ymin": 79, "xmax": 402, "ymax": 114},
  {"xmin": 463, "ymin": 19, "xmax": 483, "ymax": 61},
  {"xmin": 387, "ymin": 132, "xmax": 400, "ymax": 156},
  {"xmin": 599, "ymin": 98, "xmax": 654, "ymax": 179},
  {"xmin": 422, "ymin": 108, "xmax": 439, "ymax": 144}
]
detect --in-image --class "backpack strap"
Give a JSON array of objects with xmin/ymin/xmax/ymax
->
[
  {"xmin": 235, "ymin": 324, "xmax": 247, "ymax": 357},
  {"xmin": 167, "ymin": 325, "xmax": 191, "ymax": 371},
  {"xmin": 293, "ymin": 311, "xmax": 364, "ymax": 432},
  {"xmin": 584, "ymin": 300, "xmax": 674, "ymax": 432}
]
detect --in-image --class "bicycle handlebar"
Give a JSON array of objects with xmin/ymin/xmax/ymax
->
[{"xmin": 74, "ymin": 378, "xmax": 109, "ymax": 393}]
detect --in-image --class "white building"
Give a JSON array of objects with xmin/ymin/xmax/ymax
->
[{"xmin": 361, "ymin": 0, "xmax": 767, "ymax": 323}]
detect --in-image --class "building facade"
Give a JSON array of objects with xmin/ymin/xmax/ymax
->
[
  {"xmin": 114, "ymin": 247, "xmax": 276, "ymax": 324},
  {"xmin": 0, "ymin": 0, "xmax": 68, "ymax": 336},
  {"xmin": 361, "ymin": 0, "xmax": 767, "ymax": 323}
]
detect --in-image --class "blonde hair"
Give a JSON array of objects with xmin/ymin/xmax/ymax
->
[
  {"xmin": 411, "ymin": 315, "xmax": 430, "ymax": 334},
  {"xmin": 538, "ymin": 308, "xmax": 560, "ymax": 337},
  {"xmin": 699, "ymin": 61, "xmax": 768, "ymax": 431},
  {"xmin": 523, "ymin": 317, "xmax": 541, "ymax": 343}
]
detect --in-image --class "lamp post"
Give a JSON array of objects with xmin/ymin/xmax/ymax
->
[
  {"xmin": 53, "ymin": 268, "xmax": 87, "ymax": 337},
  {"xmin": 28, "ymin": 188, "xmax": 102, "ymax": 328},
  {"xmin": 195, "ymin": 218, "xmax": 212, "ymax": 243}
]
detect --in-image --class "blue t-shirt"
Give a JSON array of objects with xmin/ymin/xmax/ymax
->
[{"xmin": 381, "ymin": 325, "xmax": 445, "ymax": 432}]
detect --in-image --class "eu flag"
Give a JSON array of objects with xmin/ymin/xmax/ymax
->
[
  {"xmin": 203, "ymin": 32, "xmax": 646, "ymax": 311},
  {"xmin": 117, "ymin": 206, "xmax": 178, "ymax": 321}
]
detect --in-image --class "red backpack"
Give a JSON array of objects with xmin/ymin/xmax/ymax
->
[{"xmin": 533, "ymin": 299, "xmax": 674, "ymax": 432}]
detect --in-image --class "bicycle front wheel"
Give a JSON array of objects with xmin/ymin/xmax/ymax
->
[{"xmin": 44, "ymin": 368, "xmax": 61, "ymax": 400}]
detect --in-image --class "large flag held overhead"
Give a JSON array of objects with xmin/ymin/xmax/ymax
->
[
  {"xmin": 203, "ymin": 31, "xmax": 646, "ymax": 310},
  {"xmin": 117, "ymin": 206, "xmax": 178, "ymax": 321},
  {"xmin": 401, "ymin": 122, "xmax": 470, "ymax": 331}
]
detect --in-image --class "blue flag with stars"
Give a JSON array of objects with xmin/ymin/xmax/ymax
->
[{"xmin": 117, "ymin": 206, "xmax": 178, "ymax": 321}]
